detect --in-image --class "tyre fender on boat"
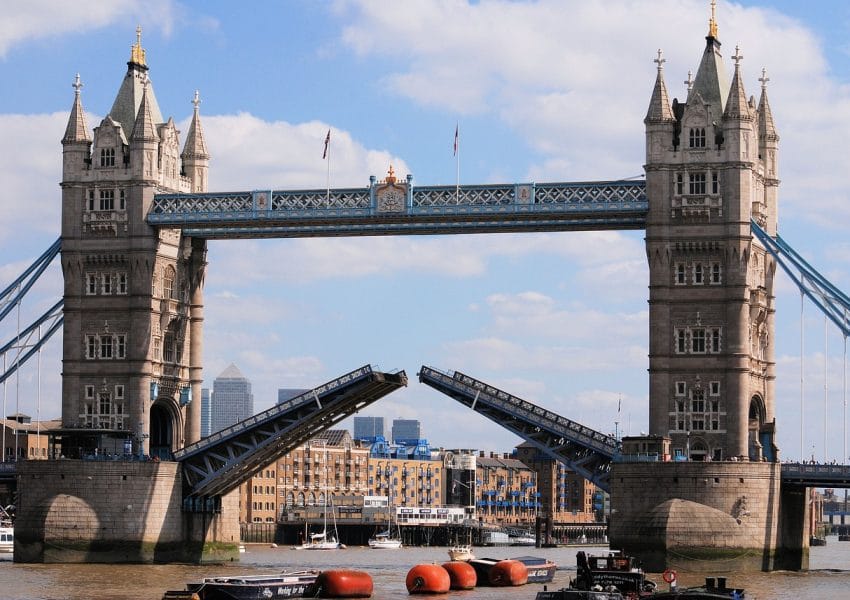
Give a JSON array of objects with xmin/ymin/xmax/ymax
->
[
  {"xmin": 406, "ymin": 564, "xmax": 451, "ymax": 594},
  {"xmin": 305, "ymin": 569, "xmax": 373, "ymax": 598},
  {"xmin": 488, "ymin": 560, "xmax": 528, "ymax": 586},
  {"xmin": 440, "ymin": 561, "xmax": 477, "ymax": 590}
]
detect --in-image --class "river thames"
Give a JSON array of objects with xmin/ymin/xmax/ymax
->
[{"xmin": 2, "ymin": 540, "xmax": 850, "ymax": 599}]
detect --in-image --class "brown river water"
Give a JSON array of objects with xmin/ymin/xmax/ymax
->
[{"xmin": 1, "ymin": 541, "xmax": 849, "ymax": 599}]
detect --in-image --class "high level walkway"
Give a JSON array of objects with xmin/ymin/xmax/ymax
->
[
  {"xmin": 174, "ymin": 365, "xmax": 407, "ymax": 499},
  {"xmin": 148, "ymin": 179, "xmax": 648, "ymax": 238},
  {"xmin": 418, "ymin": 365, "xmax": 619, "ymax": 491}
]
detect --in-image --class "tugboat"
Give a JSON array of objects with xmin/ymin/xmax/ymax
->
[{"xmin": 535, "ymin": 551, "xmax": 745, "ymax": 599}]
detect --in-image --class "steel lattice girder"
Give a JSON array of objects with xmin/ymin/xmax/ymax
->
[
  {"xmin": 780, "ymin": 463, "xmax": 850, "ymax": 488},
  {"xmin": 176, "ymin": 365, "xmax": 407, "ymax": 498},
  {"xmin": 148, "ymin": 180, "xmax": 648, "ymax": 239},
  {"xmin": 419, "ymin": 366, "xmax": 619, "ymax": 492}
]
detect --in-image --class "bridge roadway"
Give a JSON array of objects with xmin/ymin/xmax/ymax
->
[
  {"xmin": 174, "ymin": 365, "xmax": 407, "ymax": 500},
  {"xmin": 148, "ymin": 179, "xmax": 648, "ymax": 237}
]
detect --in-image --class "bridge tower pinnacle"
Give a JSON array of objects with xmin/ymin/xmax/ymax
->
[
  {"xmin": 644, "ymin": 12, "xmax": 779, "ymax": 463},
  {"xmin": 59, "ymin": 32, "xmax": 208, "ymax": 458}
]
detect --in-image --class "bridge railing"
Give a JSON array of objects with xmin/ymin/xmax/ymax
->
[
  {"xmin": 174, "ymin": 365, "xmax": 374, "ymax": 460},
  {"xmin": 421, "ymin": 366, "xmax": 619, "ymax": 457}
]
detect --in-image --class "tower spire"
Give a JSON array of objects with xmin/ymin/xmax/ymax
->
[
  {"xmin": 723, "ymin": 45, "xmax": 751, "ymax": 120},
  {"xmin": 62, "ymin": 73, "xmax": 90, "ymax": 143},
  {"xmin": 130, "ymin": 25, "xmax": 147, "ymax": 67},
  {"xmin": 182, "ymin": 90, "xmax": 210, "ymax": 160},
  {"xmin": 708, "ymin": 0, "xmax": 718, "ymax": 39},
  {"xmin": 645, "ymin": 49, "xmax": 673, "ymax": 122}
]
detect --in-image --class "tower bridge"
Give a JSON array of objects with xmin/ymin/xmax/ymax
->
[{"xmin": 5, "ymin": 6, "xmax": 850, "ymax": 569}]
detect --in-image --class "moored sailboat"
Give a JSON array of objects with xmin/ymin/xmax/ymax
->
[{"xmin": 368, "ymin": 490, "xmax": 402, "ymax": 549}]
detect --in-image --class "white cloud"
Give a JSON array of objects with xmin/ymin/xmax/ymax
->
[{"xmin": 0, "ymin": 1, "xmax": 180, "ymax": 58}]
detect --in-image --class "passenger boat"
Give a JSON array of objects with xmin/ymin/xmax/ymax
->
[
  {"xmin": 535, "ymin": 551, "xmax": 746, "ymax": 599},
  {"xmin": 0, "ymin": 506, "xmax": 13, "ymax": 554},
  {"xmin": 162, "ymin": 569, "xmax": 320, "ymax": 600},
  {"xmin": 509, "ymin": 532, "xmax": 537, "ymax": 546},
  {"xmin": 447, "ymin": 544, "xmax": 475, "ymax": 561}
]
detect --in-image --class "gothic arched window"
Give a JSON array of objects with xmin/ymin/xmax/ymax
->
[{"xmin": 688, "ymin": 127, "xmax": 706, "ymax": 148}]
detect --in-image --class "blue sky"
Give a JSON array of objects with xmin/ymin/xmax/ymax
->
[{"xmin": 2, "ymin": 0, "xmax": 850, "ymax": 461}]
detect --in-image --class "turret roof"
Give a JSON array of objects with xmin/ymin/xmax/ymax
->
[
  {"xmin": 182, "ymin": 90, "xmax": 210, "ymax": 159},
  {"xmin": 109, "ymin": 30, "xmax": 163, "ymax": 140},
  {"xmin": 62, "ymin": 73, "xmax": 90, "ymax": 144},
  {"xmin": 723, "ymin": 46, "xmax": 752, "ymax": 120},
  {"xmin": 130, "ymin": 79, "xmax": 159, "ymax": 142},
  {"xmin": 757, "ymin": 68, "xmax": 778, "ymax": 141},
  {"xmin": 645, "ymin": 49, "xmax": 674, "ymax": 122}
]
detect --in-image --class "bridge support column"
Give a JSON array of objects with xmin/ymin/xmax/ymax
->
[
  {"xmin": 13, "ymin": 460, "xmax": 239, "ymax": 563},
  {"xmin": 774, "ymin": 485, "xmax": 809, "ymax": 570},
  {"xmin": 185, "ymin": 237, "xmax": 207, "ymax": 445},
  {"xmin": 609, "ymin": 461, "xmax": 785, "ymax": 571}
]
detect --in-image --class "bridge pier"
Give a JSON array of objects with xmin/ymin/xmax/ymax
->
[
  {"xmin": 13, "ymin": 460, "xmax": 239, "ymax": 563},
  {"xmin": 609, "ymin": 461, "xmax": 807, "ymax": 571}
]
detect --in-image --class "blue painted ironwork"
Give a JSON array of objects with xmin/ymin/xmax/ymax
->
[
  {"xmin": 175, "ymin": 365, "xmax": 407, "ymax": 498},
  {"xmin": 418, "ymin": 365, "xmax": 619, "ymax": 492},
  {"xmin": 148, "ymin": 179, "xmax": 648, "ymax": 238},
  {"xmin": 781, "ymin": 462, "xmax": 850, "ymax": 488},
  {"xmin": 0, "ymin": 300, "xmax": 64, "ymax": 386},
  {"xmin": 0, "ymin": 238, "xmax": 61, "ymax": 323},
  {"xmin": 752, "ymin": 220, "xmax": 850, "ymax": 337}
]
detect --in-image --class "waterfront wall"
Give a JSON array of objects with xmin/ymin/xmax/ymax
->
[
  {"xmin": 14, "ymin": 460, "xmax": 240, "ymax": 563},
  {"xmin": 609, "ymin": 461, "xmax": 806, "ymax": 571}
]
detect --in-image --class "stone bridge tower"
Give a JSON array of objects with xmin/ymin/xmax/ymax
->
[
  {"xmin": 644, "ymin": 7, "xmax": 779, "ymax": 463},
  {"xmin": 59, "ymin": 30, "xmax": 209, "ymax": 458}
]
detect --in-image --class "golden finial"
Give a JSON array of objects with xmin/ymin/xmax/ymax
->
[
  {"xmin": 708, "ymin": 0, "xmax": 718, "ymax": 39},
  {"xmin": 130, "ymin": 25, "xmax": 147, "ymax": 66},
  {"xmin": 386, "ymin": 164, "xmax": 396, "ymax": 184}
]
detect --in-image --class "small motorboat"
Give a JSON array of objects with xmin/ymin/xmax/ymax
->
[
  {"xmin": 468, "ymin": 555, "xmax": 556, "ymax": 584},
  {"xmin": 447, "ymin": 544, "xmax": 475, "ymax": 561},
  {"xmin": 162, "ymin": 569, "xmax": 320, "ymax": 600}
]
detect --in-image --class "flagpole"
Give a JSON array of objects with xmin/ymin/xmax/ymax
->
[
  {"xmin": 454, "ymin": 123, "xmax": 460, "ymax": 204},
  {"xmin": 324, "ymin": 129, "xmax": 331, "ymax": 207}
]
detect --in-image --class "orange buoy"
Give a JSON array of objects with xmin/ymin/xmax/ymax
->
[
  {"xmin": 488, "ymin": 559, "xmax": 528, "ymax": 586},
  {"xmin": 307, "ymin": 569, "xmax": 373, "ymax": 598},
  {"xmin": 441, "ymin": 561, "xmax": 477, "ymax": 590},
  {"xmin": 406, "ymin": 564, "xmax": 451, "ymax": 594}
]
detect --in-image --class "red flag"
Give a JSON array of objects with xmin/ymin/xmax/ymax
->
[
  {"xmin": 453, "ymin": 124, "xmax": 458, "ymax": 156},
  {"xmin": 322, "ymin": 129, "xmax": 330, "ymax": 159}
]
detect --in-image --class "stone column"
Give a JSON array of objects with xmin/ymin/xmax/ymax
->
[{"xmin": 185, "ymin": 237, "xmax": 207, "ymax": 445}]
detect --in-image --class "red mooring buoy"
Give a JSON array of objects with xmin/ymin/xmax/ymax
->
[
  {"xmin": 488, "ymin": 559, "xmax": 528, "ymax": 586},
  {"xmin": 441, "ymin": 561, "xmax": 477, "ymax": 590},
  {"xmin": 307, "ymin": 569, "xmax": 374, "ymax": 598},
  {"xmin": 406, "ymin": 564, "xmax": 451, "ymax": 594}
]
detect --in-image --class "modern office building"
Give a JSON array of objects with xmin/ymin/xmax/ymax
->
[
  {"xmin": 353, "ymin": 416, "xmax": 384, "ymax": 441},
  {"xmin": 277, "ymin": 388, "xmax": 309, "ymax": 404},
  {"xmin": 391, "ymin": 419, "xmax": 421, "ymax": 444},
  {"xmin": 209, "ymin": 363, "xmax": 253, "ymax": 434},
  {"xmin": 200, "ymin": 388, "xmax": 211, "ymax": 437}
]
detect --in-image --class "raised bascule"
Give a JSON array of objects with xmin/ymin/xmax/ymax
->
[{"xmin": 6, "ymin": 8, "xmax": 850, "ymax": 568}]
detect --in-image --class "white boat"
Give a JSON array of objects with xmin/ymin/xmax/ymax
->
[
  {"xmin": 0, "ymin": 506, "xmax": 12, "ymax": 554},
  {"xmin": 369, "ymin": 530, "xmax": 402, "ymax": 549},
  {"xmin": 0, "ymin": 523, "xmax": 12, "ymax": 553},
  {"xmin": 293, "ymin": 497, "xmax": 345, "ymax": 550},
  {"xmin": 368, "ymin": 490, "xmax": 402, "ymax": 549},
  {"xmin": 448, "ymin": 544, "xmax": 475, "ymax": 561}
]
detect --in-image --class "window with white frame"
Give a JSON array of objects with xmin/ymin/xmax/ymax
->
[
  {"xmin": 115, "ymin": 385, "xmax": 124, "ymax": 400},
  {"xmin": 710, "ymin": 262, "xmax": 722, "ymax": 284},
  {"xmin": 116, "ymin": 334, "xmax": 126, "ymax": 359},
  {"xmin": 693, "ymin": 263, "xmax": 704, "ymax": 284},
  {"xmin": 117, "ymin": 272, "xmax": 127, "ymax": 295},
  {"xmin": 87, "ymin": 189, "xmax": 95, "ymax": 211},
  {"xmin": 152, "ymin": 336, "xmax": 161, "ymax": 360},
  {"xmin": 100, "ymin": 336, "xmax": 113, "ymax": 359},
  {"xmin": 689, "ymin": 172, "xmax": 707, "ymax": 195},
  {"xmin": 711, "ymin": 172, "xmax": 719, "ymax": 194},
  {"xmin": 85, "ymin": 385, "xmax": 95, "ymax": 400},
  {"xmin": 86, "ymin": 273, "xmax": 97, "ymax": 295},
  {"xmin": 691, "ymin": 328, "xmax": 706, "ymax": 353},
  {"xmin": 119, "ymin": 189, "xmax": 126, "ymax": 211},
  {"xmin": 688, "ymin": 127, "xmax": 706, "ymax": 148},
  {"xmin": 710, "ymin": 328, "xmax": 721, "ymax": 353},
  {"xmin": 84, "ymin": 333, "xmax": 127, "ymax": 360},
  {"xmin": 710, "ymin": 381, "xmax": 720, "ymax": 396},
  {"xmin": 675, "ymin": 329, "xmax": 687, "ymax": 354},
  {"xmin": 86, "ymin": 335, "xmax": 97, "ymax": 359},
  {"xmin": 675, "ymin": 381, "xmax": 686, "ymax": 396},
  {"xmin": 101, "ymin": 273, "xmax": 112, "ymax": 294},
  {"xmin": 99, "ymin": 148, "xmax": 115, "ymax": 167},
  {"xmin": 675, "ymin": 263, "xmax": 686, "ymax": 285},
  {"xmin": 99, "ymin": 189, "xmax": 115, "ymax": 211},
  {"xmin": 676, "ymin": 173, "xmax": 684, "ymax": 195},
  {"xmin": 163, "ymin": 266, "xmax": 175, "ymax": 300}
]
